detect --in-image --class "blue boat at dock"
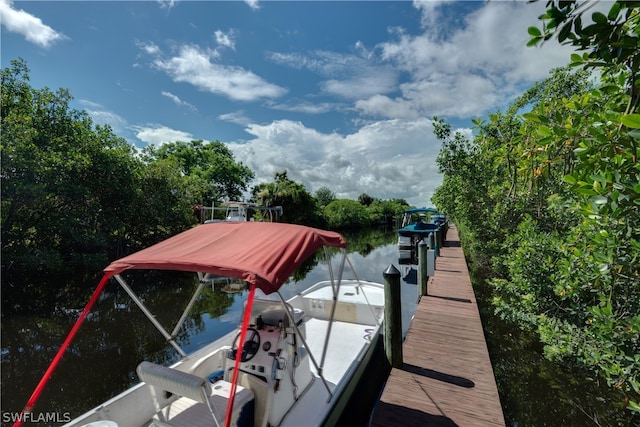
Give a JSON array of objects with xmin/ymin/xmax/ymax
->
[{"xmin": 397, "ymin": 208, "xmax": 445, "ymax": 255}]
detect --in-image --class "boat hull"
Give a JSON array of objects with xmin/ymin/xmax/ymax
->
[{"xmin": 64, "ymin": 280, "xmax": 385, "ymax": 427}]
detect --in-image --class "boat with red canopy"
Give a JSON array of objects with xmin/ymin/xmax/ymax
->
[{"xmin": 17, "ymin": 222, "xmax": 385, "ymax": 427}]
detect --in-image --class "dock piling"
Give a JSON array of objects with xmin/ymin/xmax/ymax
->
[
  {"xmin": 383, "ymin": 264, "xmax": 402, "ymax": 368},
  {"xmin": 427, "ymin": 248, "xmax": 435, "ymax": 278},
  {"xmin": 417, "ymin": 239, "xmax": 428, "ymax": 297},
  {"xmin": 429, "ymin": 231, "xmax": 436, "ymax": 256}
]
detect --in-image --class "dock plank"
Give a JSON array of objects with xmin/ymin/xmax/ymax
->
[{"xmin": 370, "ymin": 225, "xmax": 505, "ymax": 427}]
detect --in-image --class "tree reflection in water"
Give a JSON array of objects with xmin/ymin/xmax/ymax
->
[{"xmin": 2, "ymin": 227, "xmax": 636, "ymax": 426}]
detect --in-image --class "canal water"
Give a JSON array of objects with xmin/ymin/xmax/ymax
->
[{"xmin": 1, "ymin": 228, "xmax": 636, "ymax": 426}]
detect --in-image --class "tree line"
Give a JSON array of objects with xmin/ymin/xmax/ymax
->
[
  {"xmin": 1, "ymin": 58, "xmax": 409, "ymax": 313},
  {"xmin": 432, "ymin": 1, "xmax": 639, "ymax": 413}
]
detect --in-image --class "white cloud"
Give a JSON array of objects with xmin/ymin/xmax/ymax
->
[
  {"xmin": 137, "ymin": 41, "xmax": 162, "ymax": 55},
  {"xmin": 156, "ymin": 0, "xmax": 177, "ymax": 10},
  {"xmin": 227, "ymin": 117, "xmax": 460, "ymax": 206},
  {"xmin": 134, "ymin": 125, "xmax": 194, "ymax": 146},
  {"xmin": 267, "ymin": 99, "xmax": 339, "ymax": 115},
  {"xmin": 244, "ymin": 0, "xmax": 260, "ymax": 11},
  {"xmin": 79, "ymin": 99, "xmax": 129, "ymax": 133},
  {"xmin": 219, "ymin": 111, "xmax": 251, "ymax": 126},
  {"xmin": 268, "ymin": 50, "xmax": 356, "ymax": 77},
  {"xmin": 321, "ymin": 70, "xmax": 398, "ymax": 99},
  {"xmin": 148, "ymin": 44, "xmax": 287, "ymax": 102},
  {"xmin": 268, "ymin": 49, "xmax": 399, "ymax": 99},
  {"xmin": 214, "ymin": 29, "xmax": 235, "ymax": 50},
  {"xmin": 0, "ymin": 0, "xmax": 66, "ymax": 48},
  {"xmin": 373, "ymin": 1, "xmax": 576, "ymax": 120},
  {"xmin": 355, "ymin": 95, "xmax": 419, "ymax": 120},
  {"xmin": 161, "ymin": 91, "xmax": 197, "ymax": 111}
]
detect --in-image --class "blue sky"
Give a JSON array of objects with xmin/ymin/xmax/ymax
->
[{"xmin": 1, "ymin": 0, "xmax": 581, "ymax": 206}]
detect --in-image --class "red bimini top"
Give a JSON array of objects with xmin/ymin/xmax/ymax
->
[{"xmin": 104, "ymin": 222, "xmax": 346, "ymax": 294}]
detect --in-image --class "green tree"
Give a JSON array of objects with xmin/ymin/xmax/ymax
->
[
  {"xmin": 127, "ymin": 157, "xmax": 197, "ymax": 246},
  {"xmin": 1, "ymin": 59, "xmax": 143, "ymax": 310},
  {"xmin": 323, "ymin": 199, "xmax": 371, "ymax": 229},
  {"xmin": 433, "ymin": 52, "xmax": 639, "ymax": 412},
  {"xmin": 367, "ymin": 199, "xmax": 407, "ymax": 226},
  {"xmin": 315, "ymin": 186, "xmax": 336, "ymax": 207},
  {"xmin": 357, "ymin": 193, "xmax": 375, "ymax": 206},
  {"xmin": 142, "ymin": 139, "xmax": 254, "ymax": 204},
  {"xmin": 252, "ymin": 171, "xmax": 324, "ymax": 227},
  {"xmin": 528, "ymin": 1, "xmax": 640, "ymax": 411}
]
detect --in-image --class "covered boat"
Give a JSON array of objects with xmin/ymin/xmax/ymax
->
[
  {"xmin": 16, "ymin": 222, "xmax": 385, "ymax": 427},
  {"xmin": 397, "ymin": 208, "xmax": 442, "ymax": 255}
]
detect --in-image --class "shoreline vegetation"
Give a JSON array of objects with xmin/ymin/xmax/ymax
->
[
  {"xmin": 1, "ymin": 59, "xmax": 410, "ymax": 314},
  {"xmin": 432, "ymin": 1, "xmax": 639, "ymax": 415}
]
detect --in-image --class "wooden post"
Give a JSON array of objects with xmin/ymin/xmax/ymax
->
[
  {"xmin": 427, "ymin": 249, "xmax": 435, "ymax": 277},
  {"xmin": 433, "ymin": 229, "xmax": 439, "ymax": 257},
  {"xmin": 383, "ymin": 264, "xmax": 403, "ymax": 368},
  {"xmin": 418, "ymin": 239, "xmax": 428, "ymax": 297}
]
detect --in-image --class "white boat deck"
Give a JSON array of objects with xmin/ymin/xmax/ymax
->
[
  {"xmin": 302, "ymin": 280, "xmax": 385, "ymax": 307},
  {"xmin": 66, "ymin": 282, "xmax": 384, "ymax": 427},
  {"xmin": 276, "ymin": 318, "xmax": 378, "ymax": 427},
  {"xmin": 304, "ymin": 318, "xmax": 376, "ymax": 386}
]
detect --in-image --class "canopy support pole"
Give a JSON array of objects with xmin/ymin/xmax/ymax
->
[
  {"xmin": 114, "ymin": 274, "xmax": 187, "ymax": 357},
  {"xmin": 319, "ymin": 249, "xmax": 345, "ymax": 401},
  {"xmin": 275, "ymin": 292, "xmax": 333, "ymax": 399},
  {"xmin": 324, "ymin": 247, "xmax": 337, "ymax": 295},
  {"xmin": 13, "ymin": 273, "xmax": 112, "ymax": 427},
  {"xmin": 171, "ymin": 279, "xmax": 207, "ymax": 338},
  {"xmin": 225, "ymin": 284, "xmax": 256, "ymax": 427}
]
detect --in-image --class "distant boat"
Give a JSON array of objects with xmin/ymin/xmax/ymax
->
[
  {"xmin": 397, "ymin": 207, "xmax": 442, "ymax": 252},
  {"xmin": 203, "ymin": 273, "xmax": 249, "ymax": 293},
  {"xmin": 201, "ymin": 201, "xmax": 283, "ymax": 223},
  {"xmin": 18, "ymin": 222, "xmax": 385, "ymax": 427}
]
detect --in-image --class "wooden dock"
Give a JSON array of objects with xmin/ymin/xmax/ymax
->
[{"xmin": 370, "ymin": 224, "xmax": 505, "ymax": 427}]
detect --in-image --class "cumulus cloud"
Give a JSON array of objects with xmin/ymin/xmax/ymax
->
[
  {"xmin": 368, "ymin": 1, "xmax": 575, "ymax": 120},
  {"xmin": 214, "ymin": 29, "xmax": 236, "ymax": 50},
  {"xmin": 219, "ymin": 111, "xmax": 252, "ymax": 126},
  {"xmin": 147, "ymin": 44, "xmax": 287, "ymax": 102},
  {"xmin": 0, "ymin": 0, "xmax": 66, "ymax": 48},
  {"xmin": 355, "ymin": 95, "xmax": 419, "ymax": 120},
  {"xmin": 227, "ymin": 117, "xmax": 457, "ymax": 205},
  {"xmin": 134, "ymin": 124, "xmax": 194, "ymax": 146}
]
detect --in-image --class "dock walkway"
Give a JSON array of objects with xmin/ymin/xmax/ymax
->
[{"xmin": 370, "ymin": 224, "xmax": 505, "ymax": 426}]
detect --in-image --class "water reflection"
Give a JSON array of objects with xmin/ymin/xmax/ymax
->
[
  {"xmin": 1, "ymin": 228, "xmax": 409, "ymax": 424},
  {"xmin": 7, "ymin": 227, "xmax": 632, "ymax": 426}
]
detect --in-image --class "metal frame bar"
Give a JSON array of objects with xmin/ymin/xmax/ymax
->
[
  {"xmin": 171, "ymin": 279, "xmax": 207, "ymax": 338},
  {"xmin": 275, "ymin": 292, "xmax": 333, "ymax": 399},
  {"xmin": 319, "ymin": 248, "xmax": 345, "ymax": 401},
  {"xmin": 345, "ymin": 256, "xmax": 382, "ymax": 326},
  {"xmin": 114, "ymin": 274, "xmax": 187, "ymax": 357}
]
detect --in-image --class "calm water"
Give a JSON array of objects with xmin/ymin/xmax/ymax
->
[
  {"xmin": 2, "ymin": 228, "xmax": 637, "ymax": 426},
  {"xmin": 1, "ymin": 228, "xmax": 416, "ymax": 425}
]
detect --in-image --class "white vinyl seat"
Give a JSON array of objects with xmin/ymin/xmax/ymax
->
[{"xmin": 136, "ymin": 361, "xmax": 254, "ymax": 427}]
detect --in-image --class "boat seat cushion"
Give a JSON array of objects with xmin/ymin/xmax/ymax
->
[
  {"xmin": 137, "ymin": 361, "xmax": 211, "ymax": 404},
  {"xmin": 137, "ymin": 362, "xmax": 254, "ymax": 427}
]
